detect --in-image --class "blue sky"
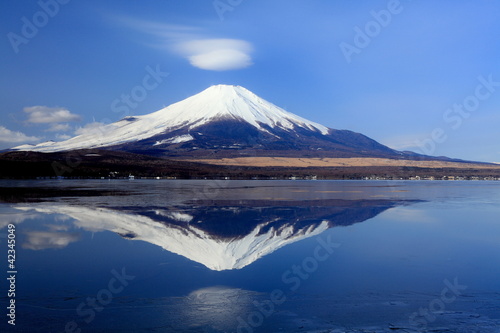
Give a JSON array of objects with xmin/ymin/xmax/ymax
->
[{"xmin": 1, "ymin": 0, "xmax": 499, "ymax": 162}]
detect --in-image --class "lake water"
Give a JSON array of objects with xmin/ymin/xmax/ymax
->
[{"xmin": 0, "ymin": 179, "xmax": 499, "ymax": 332}]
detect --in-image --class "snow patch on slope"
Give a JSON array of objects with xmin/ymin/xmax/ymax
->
[
  {"xmin": 155, "ymin": 210, "xmax": 194, "ymax": 222},
  {"xmin": 153, "ymin": 134, "xmax": 194, "ymax": 146}
]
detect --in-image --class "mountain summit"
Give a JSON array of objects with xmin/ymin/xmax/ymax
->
[
  {"xmin": 14, "ymin": 84, "xmax": 400, "ymax": 158},
  {"xmin": 154, "ymin": 84, "xmax": 330, "ymax": 135}
]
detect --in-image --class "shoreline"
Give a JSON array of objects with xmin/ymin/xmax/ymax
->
[{"xmin": 2, "ymin": 150, "xmax": 500, "ymax": 180}]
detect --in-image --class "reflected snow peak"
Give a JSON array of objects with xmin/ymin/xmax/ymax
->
[{"xmin": 11, "ymin": 198, "xmax": 413, "ymax": 270}]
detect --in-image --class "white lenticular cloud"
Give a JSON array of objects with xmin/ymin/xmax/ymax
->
[
  {"xmin": 24, "ymin": 106, "xmax": 81, "ymax": 124},
  {"xmin": 176, "ymin": 39, "xmax": 253, "ymax": 71},
  {"xmin": 189, "ymin": 48, "xmax": 252, "ymax": 71}
]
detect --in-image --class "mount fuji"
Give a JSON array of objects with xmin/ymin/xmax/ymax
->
[
  {"xmin": 13, "ymin": 85, "xmax": 405, "ymax": 159},
  {"xmin": 14, "ymin": 198, "xmax": 406, "ymax": 270}
]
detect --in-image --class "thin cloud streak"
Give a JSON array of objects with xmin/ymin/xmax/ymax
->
[{"xmin": 115, "ymin": 16, "xmax": 254, "ymax": 71}]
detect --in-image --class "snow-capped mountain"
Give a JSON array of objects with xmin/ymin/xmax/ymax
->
[
  {"xmin": 12, "ymin": 199, "xmax": 401, "ymax": 270},
  {"xmin": 13, "ymin": 85, "xmax": 399, "ymax": 158},
  {"xmin": 12, "ymin": 204, "xmax": 329, "ymax": 270}
]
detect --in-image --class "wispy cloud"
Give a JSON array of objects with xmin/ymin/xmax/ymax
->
[
  {"xmin": 74, "ymin": 122, "xmax": 107, "ymax": 136},
  {"xmin": 24, "ymin": 106, "xmax": 82, "ymax": 124},
  {"xmin": 22, "ymin": 231, "xmax": 81, "ymax": 250},
  {"xmin": 55, "ymin": 133, "xmax": 71, "ymax": 141},
  {"xmin": 0, "ymin": 209, "xmax": 43, "ymax": 228},
  {"xmin": 46, "ymin": 123, "xmax": 72, "ymax": 132},
  {"xmin": 116, "ymin": 17, "xmax": 254, "ymax": 71},
  {"xmin": 0, "ymin": 126, "xmax": 40, "ymax": 147},
  {"xmin": 383, "ymin": 207, "xmax": 438, "ymax": 224},
  {"xmin": 380, "ymin": 133, "xmax": 431, "ymax": 152},
  {"xmin": 114, "ymin": 18, "xmax": 199, "ymax": 41}
]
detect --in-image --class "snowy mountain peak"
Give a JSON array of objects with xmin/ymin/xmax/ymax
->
[
  {"xmin": 199, "ymin": 84, "xmax": 261, "ymax": 97},
  {"xmin": 152, "ymin": 84, "xmax": 330, "ymax": 134},
  {"xmin": 204, "ymin": 84, "xmax": 245, "ymax": 92},
  {"xmin": 12, "ymin": 84, "xmax": 330, "ymax": 152}
]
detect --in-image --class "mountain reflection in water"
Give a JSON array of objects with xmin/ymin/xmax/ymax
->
[{"xmin": 11, "ymin": 198, "xmax": 416, "ymax": 270}]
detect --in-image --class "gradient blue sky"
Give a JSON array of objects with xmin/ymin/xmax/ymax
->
[{"xmin": 1, "ymin": 0, "xmax": 499, "ymax": 162}]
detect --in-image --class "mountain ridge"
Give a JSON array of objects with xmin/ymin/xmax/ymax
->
[
  {"xmin": 13, "ymin": 85, "xmax": 328, "ymax": 152},
  {"xmin": 9, "ymin": 84, "xmax": 493, "ymax": 165},
  {"xmin": 12, "ymin": 84, "xmax": 405, "ymax": 159}
]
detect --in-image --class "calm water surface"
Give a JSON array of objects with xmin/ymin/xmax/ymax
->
[{"xmin": 0, "ymin": 180, "xmax": 499, "ymax": 332}]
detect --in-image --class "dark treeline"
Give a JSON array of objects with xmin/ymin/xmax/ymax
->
[{"xmin": 1, "ymin": 150, "xmax": 500, "ymax": 180}]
